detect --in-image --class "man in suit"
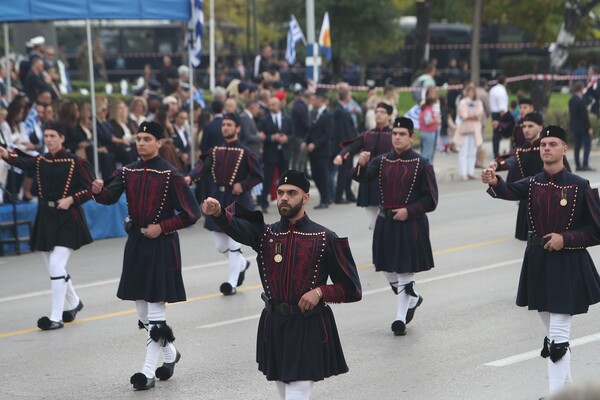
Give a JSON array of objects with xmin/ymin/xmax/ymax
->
[
  {"xmin": 239, "ymin": 100, "xmax": 262, "ymax": 156},
  {"xmin": 258, "ymin": 97, "xmax": 291, "ymax": 212},
  {"xmin": 290, "ymin": 86, "xmax": 310, "ymax": 172},
  {"xmin": 172, "ymin": 110, "xmax": 191, "ymax": 170},
  {"xmin": 303, "ymin": 89, "xmax": 334, "ymax": 209},
  {"xmin": 569, "ymin": 82, "xmax": 595, "ymax": 171},
  {"xmin": 333, "ymin": 84, "xmax": 358, "ymax": 204},
  {"xmin": 200, "ymin": 100, "xmax": 225, "ymax": 153}
]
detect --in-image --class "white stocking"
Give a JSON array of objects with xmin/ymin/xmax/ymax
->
[
  {"xmin": 365, "ymin": 206, "xmax": 379, "ymax": 230},
  {"xmin": 140, "ymin": 302, "xmax": 167, "ymax": 379},
  {"xmin": 539, "ymin": 312, "xmax": 572, "ymax": 394},
  {"xmin": 384, "ymin": 272, "xmax": 417, "ymax": 322},
  {"xmin": 42, "ymin": 246, "xmax": 74, "ymax": 322},
  {"xmin": 275, "ymin": 381, "xmax": 314, "ymax": 400},
  {"xmin": 213, "ymin": 232, "xmax": 245, "ymax": 288}
]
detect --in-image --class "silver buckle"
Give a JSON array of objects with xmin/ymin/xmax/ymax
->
[
  {"xmin": 140, "ymin": 228, "xmax": 147, "ymax": 234},
  {"xmin": 218, "ymin": 186, "xmax": 226, "ymax": 192},
  {"xmin": 47, "ymin": 201, "xmax": 56, "ymax": 207}
]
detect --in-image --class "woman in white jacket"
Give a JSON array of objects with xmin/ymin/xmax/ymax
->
[{"xmin": 453, "ymin": 83, "xmax": 484, "ymax": 180}]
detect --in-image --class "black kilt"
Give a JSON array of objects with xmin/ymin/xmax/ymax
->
[
  {"xmin": 117, "ymin": 230, "xmax": 186, "ymax": 303},
  {"xmin": 31, "ymin": 204, "xmax": 93, "ymax": 251},
  {"xmin": 516, "ymin": 246, "xmax": 600, "ymax": 315},
  {"xmin": 514, "ymin": 200, "xmax": 528, "ymax": 241},
  {"xmin": 256, "ymin": 306, "xmax": 349, "ymax": 383},
  {"xmin": 355, "ymin": 180, "xmax": 381, "ymax": 207},
  {"xmin": 372, "ymin": 213, "xmax": 434, "ymax": 273}
]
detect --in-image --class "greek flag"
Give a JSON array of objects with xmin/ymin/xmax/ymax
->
[
  {"xmin": 188, "ymin": 0, "xmax": 204, "ymax": 67},
  {"xmin": 285, "ymin": 15, "xmax": 305, "ymax": 65}
]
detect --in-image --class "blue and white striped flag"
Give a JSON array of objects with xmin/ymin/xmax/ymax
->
[
  {"xmin": 188, "ymin": 0, "xmax": 204, "ymax": 67},
  {"xmin": 285, "ymin": 15, "xmax": 306, "ymax": 65}
]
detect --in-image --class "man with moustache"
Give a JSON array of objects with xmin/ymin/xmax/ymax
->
[
  {"xmin": 201, "ymin": 169, "xmax": 361, "ymax": 400},
  {"xmin": 333, "ymin": 102, "xmax": 393, "ymax": 229},
  {"xmin": 352, "ymin": 117, "xmax": 438, "ymax": 336},
  {"xmin": 490, "ymin": 112, "xmax": 570, "ymax": 240},
  {"xmin": 482, "ymin": 125, "xmax": 600, "ymax": 397},
  {"xmin": 187, "ymin": 113, "xmax": 263, "ymax": 295}
]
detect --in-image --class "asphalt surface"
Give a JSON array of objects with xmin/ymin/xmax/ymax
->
[{"xmin": 2, "ymin": 139, "xmax": 600, "ymax": 400}]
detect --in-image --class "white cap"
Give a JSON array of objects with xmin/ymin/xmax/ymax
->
[
  {"xmin": 162, "ymin": 95, "xmax": 178, "ymax": 105},
  {"xmin": 177, "ymin": 65, "xmax": 189, "ymax": 77},
  {"xmin": 27, "ymin": 36, "xmax": 45, "ymax": 47}
]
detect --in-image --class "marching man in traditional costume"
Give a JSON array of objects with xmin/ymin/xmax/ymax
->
[
  {"xmin": 0, "ymin": 120, "xmax": 93, "ymax": 330},
  {"xmin": 92, "ymin": 121, "xmax": 200, "ymax": 390},
  {"xmin": 186, "ymin": 112, "xmax": 263, "ymax": 295},
  {"xmin": 202, "ymin": 169, "xmax": 362, "ymax": 400},
  {"xmin": 352, "ymin": 117, "xmax": 438, "ymax": 336},
  {"xmin": 482, "ymin": 125, "xmax": 600, "ymax": 396}
]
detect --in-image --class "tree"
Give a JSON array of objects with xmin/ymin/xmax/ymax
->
[
  {"xmin": 413, "ymin": 0, "xmax": 434, "ymax": 73},
  {"xmin": 533, "ymin": 0, "xmax": 600, "ymax": 113}
]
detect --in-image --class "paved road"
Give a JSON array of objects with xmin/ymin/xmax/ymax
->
[{"xmin": 2, "ymin": 146, "xmax": 600, "ymax": 400}]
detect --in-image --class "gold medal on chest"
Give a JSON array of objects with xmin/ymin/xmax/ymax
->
[
  {"xmin": 274, "ymin": 243, "xmax": 283, "ymax": 263},
  {"xmin": 560, "ymin": 188, "xmax": 568, "ymax": 207}
]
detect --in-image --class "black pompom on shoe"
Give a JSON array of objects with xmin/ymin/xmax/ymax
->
[
  {"xmin": 155, "ymin": 351, "xmax": 181, "ymax": 381},
  {"xmin": 130, "ymin": 372, "xmax": 155, "ymax": 390},
  {"xmin": 391, "ymin": 320, "xmax": 406, "ymax": 336},
  {"xmin": 237, "ymin": 261, "xmax": 251, "ymax": 287},
  {"xmin": 220, "ymin": 282, "xmax": 237, "ymax": 296},
  {"xmin": 62, "ymin": 300, "xmax": 84, "ymax": 323},
  {"xmin": 37, "ymin": 316, "xmax": 64, "ymax": 331}
]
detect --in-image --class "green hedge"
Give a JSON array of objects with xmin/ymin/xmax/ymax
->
[{"xmin": 500, "ymin": 55, "xmax": 549, "ymax": 93}]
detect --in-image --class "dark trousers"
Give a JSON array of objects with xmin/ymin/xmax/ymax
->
[
  {"xmin": 309, "ymin": 153, "xmax": 330, "ymax": 204},
  {"xmin": 335, "ymin": 157, "xmax": 355, "ymax": 202},
  {"xmin": 491, "ymin": 112, "xmax": 502, "ymax": 158},
  {"xmin": 573, "ymin": 133, "xmax": 592, "ymax": 169},
  {"xmin": 86, "ymin": 146, "xmax": 116, "ymax": 179},
  {"xmin": 259, "ymin": 157, "xmax": 289, "ymax": 207}
]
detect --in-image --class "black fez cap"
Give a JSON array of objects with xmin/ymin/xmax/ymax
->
[
  {"xmin": 392, "ymin": 117, "xmax": 414, "ymax": 133},
  {"xmin": 522, "ymin": 111, "xmax": 543, "ymax": 126},
  {"xmin": 277, "ymin": 170, "xmax": 310, "ymax": 193},
  {"xmin": 519, "ymin": 98, "xmax": 533, "ymax": 106},
  {"xmin": 43, "ymin": 120, "xmax": 65, "ymax": 136},
  {"xmin": 222, "ymin": 112, "xmax": 241, "ymax": 126},
  {"xmin": 540, "ymin": 125, "xmax": 567, "ymax": 142},
  {"xmin": 376, "ymin": 102, "xmax": 393, "ymax": 115},
  {"xmin": 137, "ymin": 121, "xmax": 164, "ymax": 140}
]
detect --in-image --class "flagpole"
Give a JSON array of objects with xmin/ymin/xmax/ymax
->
[
  {"xmin": 209, "ymin": 0, "xmax": 215, "ymax": 91},
  {"xmin": 189, "ymin": 0, "xmax": 196, "ymax": 168},
  {"xmin": 87, "ymin": 19, "xmax": 99, "ymax": 178},
  {"xmin": 306, "ymin": 0, "xmax": 318, "ymax": 84},
  {"xmin": 3, "ymin": 23, "xmax": 11, "ymax": 103}
]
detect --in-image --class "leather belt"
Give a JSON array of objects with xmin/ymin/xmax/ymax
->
[
  {"xmin": 379, "ymin": 207, "xmax": 404, "ymax": 218},
  {"xmin": 527, "ymin": 232, "xmax": 549, "ymax": 246},
  {"xmin": 261, "ymin": 292, "xmax": 324, "ymax": 317},
  {"xmin": 124, "ymin": 218, "xmax": 148, "ymax": 235},
  {"xmin": 40, "ymin": 199, "xmax": 57, "ymax": 208}
]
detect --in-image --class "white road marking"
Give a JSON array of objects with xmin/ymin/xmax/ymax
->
[
  {"xmin": 486, "ymin": 332, "xmax": 600, "ymax": 367},
  {"xmin": 198, "ymin": 314, "xmax": 262, "ymax": 328},
  {"xmin": 0, "ymin": 260, "xmax": 227, "ymax": 303}
]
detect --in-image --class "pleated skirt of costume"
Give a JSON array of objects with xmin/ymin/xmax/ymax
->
[
  {"xmin": 256, "ymin": 306, "xmax": 349, "ymax": 383},
  {"xmin": 31, "ymin": 205, "xmax": 93, "ymax": 251},
  {"xmin": 372, "ymin": 213, "xmax": 434, "ymax": 273},
  {"xmin": 514, "ymin": 200, "xmax": 528, "ymax": 241},
  {"xmin": 118, "ymin": 230, "xmax": 186, "ymax": 303},
  {"xmin": 516, "ymin": 246, "xmax": 600, "ymax": 315},
  {"xmin": 356, "ymin": 180, "xmax": 381, "ymax": 207}
]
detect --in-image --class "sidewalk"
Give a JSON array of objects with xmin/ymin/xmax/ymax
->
[{"xmin": 429, "ymin": 139, "xmax": 600, "ymax": 182}]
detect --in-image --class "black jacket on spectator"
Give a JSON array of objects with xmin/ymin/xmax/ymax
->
[
  {"xmin": 239, "ymin": 110, "xmax": 262, "ymax": 156},
  {"xmin": 200, "ymin": 115, "xmax": 224, "ymax": 153},
  {"xmin": 306, "ymin": 108, "xmax": 334, "ymax": 158},
  {"xmin": 291, "ymin": 98, "xmax": 310, "ymax": 140},
  {"xmin": 569, "ymin": 94, "xmax": 591, "ymax": 136}
]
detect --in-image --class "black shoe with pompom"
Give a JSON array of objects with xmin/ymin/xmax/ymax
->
[
  {"xmin": 130, "ymin": 372, "xmax": 155, "ymax": 390},
  {"xmin": 37, "ymin": 317, "xmax": 64, "ymax": 331}
]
